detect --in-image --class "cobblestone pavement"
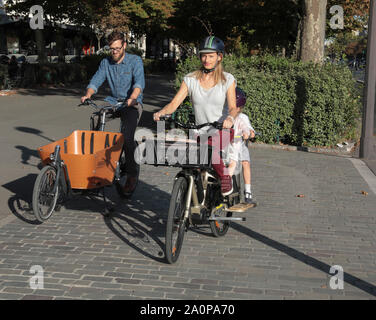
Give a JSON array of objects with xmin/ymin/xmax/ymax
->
[
  {"xmin": 0, "ymin": 146, "xmax": 376, "ymax": 300},
  {"xmin": 1, "ymin": 74, "xmax": 376, "ymax": 300}
]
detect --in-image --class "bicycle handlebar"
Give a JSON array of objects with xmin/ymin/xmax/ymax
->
[
  {"xmin": 78, "ymin": 98, "xmax": 126, "ymax": 113},
  {"xmin": 159, "ymin": 114, "xmax": 223, "ymax": 130}
]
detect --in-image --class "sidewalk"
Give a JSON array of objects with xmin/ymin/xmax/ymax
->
[
  {"xmin": 0, "ymin": 146, "xmax": 375, "ymax": 299},
  {"xmin": 0, "ymin": 74, "xmax": 375, "ymax": 299}
]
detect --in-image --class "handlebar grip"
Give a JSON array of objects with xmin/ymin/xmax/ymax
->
[
  {"xmin": 78, "ymin": 99, "xmax": 91, "ymax": 107},
  {"xmin": 159, "ymin": 114, "xmax": 172, "ymax": 121}
]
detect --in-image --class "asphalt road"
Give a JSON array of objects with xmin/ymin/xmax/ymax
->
[{"xmin": 0, "ymin": 74, "xmax": 175, "ymax": 224}]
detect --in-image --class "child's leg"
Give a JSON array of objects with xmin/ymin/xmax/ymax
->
[
  {"xmin": 242, "ymin": 160, "xmax": 251, "ymax": 185},
  {"xmin": 242, "ymin": 160, "xmax": 255, "ymax": 203}
]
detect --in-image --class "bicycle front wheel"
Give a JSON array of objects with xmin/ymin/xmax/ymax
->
[
  {"xmin": 32, "ymin": 166, "xmax": 59, "ymax": 223},
  {"xmin": 165, "ymin": 177, "xmax": 188, "ymax": 264}
]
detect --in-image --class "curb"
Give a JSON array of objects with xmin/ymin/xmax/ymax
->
[{"xmin": 249, "ymin": 142, "xmax": 355, "ymax": 158}]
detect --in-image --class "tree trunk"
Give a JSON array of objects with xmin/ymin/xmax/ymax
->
[
  {"xmin": 35, "ymin": 29, "xmax": 47, "ymax": 63},
  {"xmin": 300, "ymin": 0, "xmax": 327, "ymax": 63}
]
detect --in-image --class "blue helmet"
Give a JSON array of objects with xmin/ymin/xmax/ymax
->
[{"xmin": 199, "ymin": 36, "xmax": 225, "ymax": 54}]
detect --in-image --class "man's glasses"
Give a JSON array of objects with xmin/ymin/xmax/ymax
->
[{"xmin": 109, "ymin": 46, "xmax": 123, "ymax": 52}]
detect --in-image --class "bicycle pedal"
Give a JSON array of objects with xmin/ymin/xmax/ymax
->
[
  {"xmin": 225, "ymin": 203, "xmax": 256, "ymax": 213},
  {"xmin": 209, "ymin": 216, "xmax": 246, "ymax": 221}
]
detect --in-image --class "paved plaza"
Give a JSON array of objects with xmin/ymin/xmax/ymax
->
[{"xmin": 0, "ymin": 75, "xmax": 375, "ymax": 300}]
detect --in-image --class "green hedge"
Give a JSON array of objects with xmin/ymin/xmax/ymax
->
[
  {"xmin": 174, "ymin": 55, "xmax": 362, "ymax": 147},
  {"xmin": 16, "ymin": 62, "xmax": 88, "ymax": 87}
]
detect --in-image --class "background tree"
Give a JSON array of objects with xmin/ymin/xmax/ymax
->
[
  {"xmin": 298, "ymin": 0, "xmax": 328, "ymax": 63},
  {"xmin": 168, "ymin": 0, "xmax": 302, "ymax": 57},
  {"xmin": 327, "ymin": 0, "xmax": 369, "ymax": 35},
  {"xmin": 325, "ymin": 0, "xmax": 369, "ymax": 61}
]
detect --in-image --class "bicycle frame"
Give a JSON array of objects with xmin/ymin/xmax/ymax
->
[
  {"xmin": 171, "ymin": 164, "xmax": 245, "ymax": 233},
  {"xmin": 49, "ymin": 144, "xmax": 71, "ymax": 199}
]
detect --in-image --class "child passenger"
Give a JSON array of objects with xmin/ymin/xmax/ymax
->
[{"xmin": 227, "ymin": 87, "xmax": 256, "ymax": 206}]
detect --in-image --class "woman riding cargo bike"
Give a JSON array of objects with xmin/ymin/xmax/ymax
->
[{"xmin": 153, "ymin": 36, "xmax": 256, "ymax": 263}]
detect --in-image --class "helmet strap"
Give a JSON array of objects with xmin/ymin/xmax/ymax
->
[{"xmin": 202, "ymin": 67, "xmax": 215, "ymax": 73}]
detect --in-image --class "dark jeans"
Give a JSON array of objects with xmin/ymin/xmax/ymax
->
[{"xmin": 120, "ymin": 105, "xmax": 142, "ymax": 177}]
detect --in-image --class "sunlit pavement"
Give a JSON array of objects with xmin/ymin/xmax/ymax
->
[{"xmin": 0, "ymin": 75, "xmax": 375, "ymax": 300}]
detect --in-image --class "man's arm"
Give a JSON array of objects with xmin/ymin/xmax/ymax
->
[
  {"xmin": 128, "ymin": 56, "xmax": 145, "ymax": 106},
  {"xmin": 81, "ymin": 88, "xmax": 95, "ymax": 103},
  {"xmin": 127, "ymin": 87, "xmax": 142, "ymax": 106}
]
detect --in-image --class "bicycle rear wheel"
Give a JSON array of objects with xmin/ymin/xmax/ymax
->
[
  {"xmin": 210, "ymin": 175, "xmax": 240, "ymax": 237},
  {"xmin": 165, "ymin": 177, "xmax": 188, "ymax": 264},
  {"xmin": 32, "ymin": 165, "xmax": 59, "ymax": 222}
]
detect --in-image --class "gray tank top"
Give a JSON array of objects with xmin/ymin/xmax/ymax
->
[{"xmin": 183, "ymin": 72, "xmax": 236, "ymax": 132}]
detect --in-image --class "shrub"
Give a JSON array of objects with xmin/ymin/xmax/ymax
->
[{"xmin": 174, "ymin": 55, "xmax": 362, "ymax": 147}]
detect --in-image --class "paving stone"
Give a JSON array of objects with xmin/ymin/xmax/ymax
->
[{"xmin": 1, "ymin": 79, "xmax": 376, "ymax": 300}]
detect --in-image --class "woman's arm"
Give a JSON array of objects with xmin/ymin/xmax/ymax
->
[
  {"xmin": 223, "ymin": 81, "xmax": 237, "ymax": 129},
  {"xmin": 153, "ymin": 81, "xmax": 188, "ymax": 121}
]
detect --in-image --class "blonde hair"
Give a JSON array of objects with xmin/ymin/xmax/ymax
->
[{"xmin": 192, "ymin": 54, "xmax": 226, "ymax": 85}]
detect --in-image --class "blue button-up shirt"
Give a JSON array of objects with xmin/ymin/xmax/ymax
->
[{"xmin": 87, "ymin": 53, "xmax": 145, "ymax": 105}]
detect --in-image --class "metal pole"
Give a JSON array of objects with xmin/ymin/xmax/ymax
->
[{"xmin": 360, "ymin": 0, "xmax": 376, "ymax": 159}]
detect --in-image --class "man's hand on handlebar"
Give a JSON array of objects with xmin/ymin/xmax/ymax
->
[
  {"xmin": 127, "ymin": 98, "xmax": 138, "ymax": 107},
  {"xmin": 81, "ymin": 95, "xmax": 91, "ymax": 104}
]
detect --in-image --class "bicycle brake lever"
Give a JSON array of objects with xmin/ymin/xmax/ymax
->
[{"xmin": 213, "ymin": 121, "xmax": 223, "ymax": 130}]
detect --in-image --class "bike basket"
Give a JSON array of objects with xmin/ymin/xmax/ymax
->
[
  {"xmin": 38, "ymin": 130, "xmax": 124, "ymax": 189},
  {"xmin": 142, "ymin": 138, "xmax": 212, "ymax": 168}
]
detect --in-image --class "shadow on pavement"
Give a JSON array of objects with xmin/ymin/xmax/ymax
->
[
  {"xmin": 2, "ymin": 174, "xmax": 41, "ymax": 225},
  {"xmin": 15, "ymin": 126, "xmax": 55, "ymax": 142},
  {"xmin": 14, "ymin": 127, "xmax": 54, "ymax": 166},
  {"xmin": 15, "ymin": 146, "xmax": 41, "ymax": 167},
  {"xmin": 5, "ymin": 176, "xmax": 170, "ymax": 263},
  {"xmin": 231, "ymin": 222, "xmax": 376, "ymax": 297},
  {"xmin": 101, "ymin": 179, "xmax": 170, "ymax": 263}
]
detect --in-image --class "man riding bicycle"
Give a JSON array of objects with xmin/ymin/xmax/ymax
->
[{"xmin": 81, "ymin": 31, "xmax": 145, "ymax": 195}]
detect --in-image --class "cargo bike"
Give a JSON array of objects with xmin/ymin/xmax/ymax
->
[
  {"xmin": 150, "ymin": 115, "xmax": 255, "ymax": 264},
  {"xmin": 32, "ymin": 99, "xmax": 139, "ymax": 223}
]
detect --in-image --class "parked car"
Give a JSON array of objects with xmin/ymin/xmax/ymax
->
[
  {"xmin": 16, "ymin": 55, "xmax": 26, "ymax": 64},
  {"xmin": 68, "ymin": 56, "xmax": 80, "ymax": 63},
  {"xmin": 0, "ymin": 55, "xmax": 10, "ymax": 65}
]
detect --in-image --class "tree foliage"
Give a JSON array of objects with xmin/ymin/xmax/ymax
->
[
  {"xmin": 327, "ymin": 0, "xmax": 369, "ymax": 35},
  {"xmin": 4, "ymin": 0, "xmax": 371, "ymax": 61},
  {"xmin": 168, "ymin": 0, "xmax": 302, "ymax": 56}
]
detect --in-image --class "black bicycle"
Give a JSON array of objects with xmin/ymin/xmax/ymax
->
[{"xmin": 149, "ymin": 116, "xmax": 255, "ymax": 264}]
